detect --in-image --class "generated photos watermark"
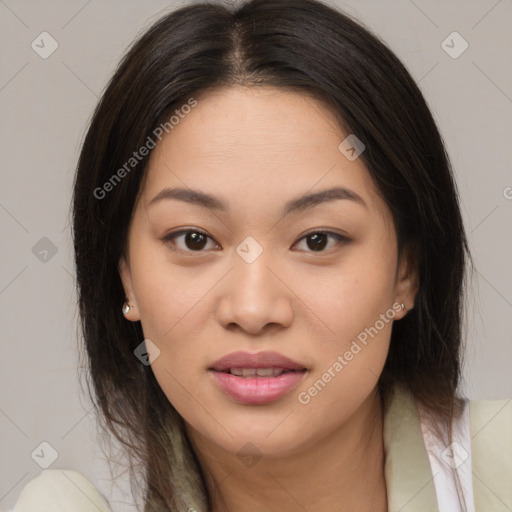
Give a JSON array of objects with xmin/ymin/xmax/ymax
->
[
  {"xmin": 297, "ymin": 301, "xmax": 403, "ymax": 405},
  {"xmin": 93, "ymin": 97, "xmax": 197, "ymax": 200}
]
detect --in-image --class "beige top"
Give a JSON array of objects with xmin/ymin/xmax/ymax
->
[{"xmin": 8, "ymin": 385, "xmax": 512, "ymax": 511}]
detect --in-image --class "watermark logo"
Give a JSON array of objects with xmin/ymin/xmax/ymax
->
[
  {"xmin": 441, "ymin": 441, "xmax": 469, "ymax": 469},
  {"xmin": 134, "ymin": 339, "xmax": 161, "ymax": 365},
  {"xmin": 237, "ymin": 441, "xmax": 263, "ymax": 468},
  {"xmin": 31, "ymin": 32, "xmax": 58, "ymax": 59},
  {"xmin": 32, "ymin": 237, "xmax": 58, "ymax": 263},
  {"xmin": 441, "ymin": 31, "xmax": 468, "ymax": 59},
  {"xmin": 338, "ymin": 134, "xmax": 365, "ymax": 161},
  {"xmin": 31, "ymin": 441, "xmax": 59, "ymax": 469},
  {"xmin": 236, "ymin": 236, "xmax": 263, "ymax": 264}
]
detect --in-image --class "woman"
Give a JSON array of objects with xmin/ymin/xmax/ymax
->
[{"xmin": 10, "ymin": 0, "xmax": 511, "ymax": 511}]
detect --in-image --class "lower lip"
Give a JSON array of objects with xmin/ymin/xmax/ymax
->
[{"xmin": 209, "ymin": 370, "xmax": 307, "ymax": 405}]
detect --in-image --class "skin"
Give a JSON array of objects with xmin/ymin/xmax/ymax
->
[{"xmin": 119, "ymin": 86, "xmax": 418, "ymax": 512}]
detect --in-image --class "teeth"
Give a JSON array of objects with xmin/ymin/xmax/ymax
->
[{"xmin": 229, "ymin": 367, "xmax": 286, "ymax": 377}]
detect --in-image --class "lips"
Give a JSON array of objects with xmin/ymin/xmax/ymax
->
[
  {"xmin": 208, "ymin": 351, "xmax": 307, "ymax": 404},
  {"xmin": 209, "ymin": 350, "xmax": 307, "ymax": 373}
]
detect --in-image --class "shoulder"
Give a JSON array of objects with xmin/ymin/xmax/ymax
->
[
  {"xmin": 469, "ymin": 396, "xmax": 512, "ymax": 434},
  {"xmin": 9, "ymin": 469, "xmax": 112, "ymax": 512},
  {"xmin": 470, "ymin": 396, "xmax": 511, "ymax": 460},
  {"xmin": 384, "ymin": 385, "xmax": 511, "ymax": 511},
  {"xmin": 469, "ymin": 398, "xmax": 512, "ymax": 510}
]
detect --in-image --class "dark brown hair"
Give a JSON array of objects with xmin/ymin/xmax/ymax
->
[{"xmin": 72, "ymin": 0, "xmax": 471, "ymax": 510}]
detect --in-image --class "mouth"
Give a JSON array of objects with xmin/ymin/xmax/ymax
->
[
  {"xmin": 213, "ymin": 367, "xmax": 305, "ymax": 378},
  {"xmin": 207, "ymin": 351, "xmax": 308, "ymax": 404}
]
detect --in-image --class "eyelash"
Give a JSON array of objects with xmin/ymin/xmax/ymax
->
[{"xmin": 161, "ymin": 228, "xmax": 350, "ymax": 254}]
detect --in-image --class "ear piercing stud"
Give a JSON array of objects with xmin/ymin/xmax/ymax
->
[
  {"xmin": 400, "ymin": 302, "xmax": 405, "ymax": 311},
  {"xmin": 122, "ymin": 302, "xmax": 134, "ymax": 316}
]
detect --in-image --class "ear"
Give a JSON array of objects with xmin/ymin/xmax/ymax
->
[
  {"xmin": 393, "ymin": 243, "xmax": 419, "ymax": 320},
  {"xmin": 119, "ymin": 256, "xmax": 141, "ymax": 322}
]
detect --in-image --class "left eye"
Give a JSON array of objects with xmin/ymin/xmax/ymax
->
[{"xmin": 293, "ymin": 231, "xmax": 348, "ymax": 252}]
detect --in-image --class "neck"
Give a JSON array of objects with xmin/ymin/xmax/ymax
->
[{"xmin": 187, "ymin": 388, "xmax": 388, "ymax": 512}]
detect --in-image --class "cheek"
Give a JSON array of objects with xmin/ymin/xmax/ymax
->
[
  {"xmin": 130, "ymin": 239, "xmax": 212, "ymax": 340},
  {"xmin": 291, "ymin": 238, "xmax": 397, "ymax": 403},
  {"xmin": 127, "ymin": 263, "xmax": 210, "ymax": 419},
  {"xmin": 293, "ymin": 268, "xmax": 395, "ymax": 440},
  {"xmin": 295, "ymin": 239, "xmax": 397, "ymax": 345},
  {"xmin": 134, "ymin": 268, "xmax": 212, "ymax": 421}
]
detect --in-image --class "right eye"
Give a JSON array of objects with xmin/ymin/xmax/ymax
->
[{"xmin": 162, "ymin": 229, "xmax": 221, "ymax": 252}]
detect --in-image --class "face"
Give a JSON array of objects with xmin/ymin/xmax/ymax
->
[{"xmin": 119, "ymin": 86, "xmax": 417, "ymax": 460}]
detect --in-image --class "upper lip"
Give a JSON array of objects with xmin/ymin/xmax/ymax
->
[{"xmin": 209, "ymin": 351, "xmax": 307, "ymax": 372}]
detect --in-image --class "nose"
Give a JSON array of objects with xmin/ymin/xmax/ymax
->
[{"xmin": 215, "ymin": 247, "xmax": 293, "ymax": 336}]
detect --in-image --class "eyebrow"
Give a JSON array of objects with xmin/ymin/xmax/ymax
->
[{"xmin": 148, "ymin": 185, "xmax": 367, "ymax": 215}]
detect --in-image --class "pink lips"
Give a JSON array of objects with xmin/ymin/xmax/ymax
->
[{"xmin": 208, "ymin": 351, "xmax": 307, "ymax": 405}]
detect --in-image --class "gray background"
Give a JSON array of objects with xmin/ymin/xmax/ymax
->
[{"xmin": 1, "ymin": 0, "xmax": 511, "ymax": 510}]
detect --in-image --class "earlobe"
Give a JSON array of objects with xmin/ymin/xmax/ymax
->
[
  {"xmin": 119, "ymin": 257, "xmax": 140, "ymax": 321},
  {"xmin": 122, "ymin": 301, "xmax": 138, "ymax": 320}
]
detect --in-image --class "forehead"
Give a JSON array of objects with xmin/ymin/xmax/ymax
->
[
  {"xmin": 140, "ymin": 86, "xmax": 386, "ymax": 219},
  {"xmin": 151, "ymin": 86, "xmax": 345, "ymax": 163}
]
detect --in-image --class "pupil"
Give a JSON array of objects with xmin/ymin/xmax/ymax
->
[
  {"xmin": 186, "ymin": 232, "xmax": 207, "ymax": 250},
  {"xmin": 307, "ymin": 233, "xmax": 327, "ymax": 251}
]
